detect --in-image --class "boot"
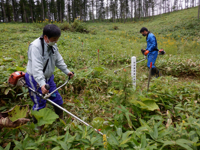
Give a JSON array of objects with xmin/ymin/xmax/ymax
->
[
  {"xmin": 151, "ymin": 68, "xmax": 156, "ymax": 76},
  {"xmin": 53, "ymin": 105, "xmax": 64, "ymax": 120},
  {"xmin": 32, "ymin": 115, "xmax": 38, "ymax": 124},
  {"xmin": 155, "ymin": 68, "xmax": 161, "ymax": 78}
]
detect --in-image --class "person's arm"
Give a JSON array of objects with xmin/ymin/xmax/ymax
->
[
  {"xmin": 146, "ymin": 35, "xmax": 157, "ymax": 52},
  {"xmin": 30, "ymin": 45, "xmax": 46, "ymax": 87},
  {"xmin": 55, "ymin": 51, "xmax": 71, "ymax": 75}
]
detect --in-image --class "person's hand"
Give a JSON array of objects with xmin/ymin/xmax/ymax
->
[
  {"xmin": 41, "ymin": 85, "xmax": 49, "ymax": 94},
  {"xmin": 67, "ymin": 72, "xmax": 74, "ymax": 79},
  {"xmin": 141, "ymin": 49, "xmax": 146, "ymax": 55},
  {"xmin": 144, "ymin": 50, "xmax": 149, "ymax": 56}
]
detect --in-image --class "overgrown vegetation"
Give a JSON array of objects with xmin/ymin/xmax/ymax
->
[{"xmin": 1, "ymin": 7, "xmax": 200, "ymax": 149}]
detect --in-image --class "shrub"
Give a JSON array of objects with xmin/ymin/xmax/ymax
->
[
  {"xmin": 71, "ymin": 19, "xmax": 89, "ymax": 33},
  {"xmin": 59, "ymin": 22, "xmax": 71, "ymax": 31},
  {"xmin": 113, "ymin": 26, "xmax": 119, "ymax": 30}
]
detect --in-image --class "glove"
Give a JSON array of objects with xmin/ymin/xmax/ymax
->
[
  {"xmin": 144, "ymin": 50, "xmax": 149, "ymax": 56},
  {"xmin": 141, "ymin": 49, "xmax": 146, "ymax": 55}
]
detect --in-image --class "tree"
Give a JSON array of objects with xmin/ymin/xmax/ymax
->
[
  {"xmin": 91, "ymin": 0, "xmax": 94, "ymax": 21},
  {"xmin": 1, "ymin": 0, "xmax": 7, "ymax": 22},
  {"xmin": 198, "ymin": 0, "xmax": 200, "ymax": 19},
  {"xmin": 12, "ymin": 0, "xmax": 17, "ymax": 22},
  {"xmin": 130, "ymin": 0, "xmax": 133, "ymax": 21},
  {"xmin": 29, "ymin": 0, "xmax": 34, "ymax": 22},
  {"xmin": 41, "ymin": 0, "xmax": 45, "ymax": 21}
]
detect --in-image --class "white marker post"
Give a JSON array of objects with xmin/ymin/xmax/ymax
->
[{"xmin": 131, "ymin": 56, "xmax": 136, "ymax": 86}]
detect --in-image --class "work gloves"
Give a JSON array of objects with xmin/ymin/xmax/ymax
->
[{"xmin": 141, "ymin": 49, "xmax": 149, "ymax": 56}]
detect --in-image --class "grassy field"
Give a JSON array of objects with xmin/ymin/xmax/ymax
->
[{"xmin": 0, "ymin": 6, "xmax": 200, "ymax": 150}]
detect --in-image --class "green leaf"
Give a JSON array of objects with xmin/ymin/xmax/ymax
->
[
  {"xmin": 121, "ymin": 131, "xmax": 134, "ymax": 141},
  {"xmin": 120, "ymin": 131, "xmax": 134, "ymax": 146},
  {"xmin": 16, "ymin": 66, "xmax": 26, "ymax": 71},
  {"xmin": 3, "ymin": 58, "xmax": 13, "ymax": 62},
  {"xmin": 142, "ymin": 100, "xmax": 159, "ymax": 111},
  {"xmin": 91, "ymin": 136, "xmax": 102, "ymax": 145},
  {"xmin": 4, "ymin": 87, "xmax": 15, "ymax": 95},
  {"xmin": 57, "ymin": 141, "xmax": 68, "ymax": 150},
  {"xmin": 25, "ymin": 147, "xmax": 39, "ymax": 149},
  {"xmin": 93, "ymin": 67, "xmax": 105, "ymax": 72},
  {"xmin": 91, "ymin": 117, "xmax": 104, "ymax": 129},
  {"xmin": 160, "ymin": 141, "xmax": 175, "ymax": 149},
  {"xmin": 13, "ymin": 140, "xmax": 23, "ymax": 150},
  {"xmin": 125, "ymin": 112, "xmax": 133, "ymax": 128},
  {"xmin": 153, "ymin": 124, "xmax": 158, "ymax": 140},
  {"xmin": 175, "ymin": 139, "xmax": 193, "ymax": 150},
  {"xmin": 31, "ymin": 108, "xmax": 59, "ymax": 126},
  {"xmin": 116, "ymin": 128, "xmax": 122, "ymax": 137},
  {"xmin": 107, "ymin": 133, "xmax": 119, "ymax": 146},
  {"xmin": 176, "ymin": 142, "xmax": 193, "ymax": 150},
  {"xmin": 0, "ymin": 106, "xmax": 8, "ymax": 111},
  {"xmin": 141, "ymin": 134, "xmax": 146, "ymax": 148},
  {"xmin": 176, "ymin": 139, "xmax": 193, "ymax": 144},
  {"xmin": 130, "ymin": 100, "xmax": 159, "ymax": 111},
  {"xmin": 4, "ymin": 143, "xmax": 11, "ymax": 150},
  {"xmin": 8, "ymin": 105, "xmax": 29, "ymax": 122},
  {"xmin": 52, "ymin": 146, "xmax": 61, "ymax": 150}
]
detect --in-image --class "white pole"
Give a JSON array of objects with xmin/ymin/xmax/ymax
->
[{"xmin": 131, "ymin": 56, "xmax": 136, "ymax": 86}]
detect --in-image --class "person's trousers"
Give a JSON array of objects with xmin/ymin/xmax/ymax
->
[
  {"xmin": 25, "ymin": 73, "xmax": 63, "ymax": 122},
  {"xmin": 147, "ymin": 52, "xmax": 159, "ymax": 76}
]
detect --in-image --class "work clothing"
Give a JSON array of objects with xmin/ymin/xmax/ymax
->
[
  {"xmin": 146, "ymin": 32, "xmax": 158, "ymax": 69},
  {"xmin": 26, "ymin": 36, "xmax": 70, "ymax": 115},
  {"xmin": 25, "ymin": 73, "xmax": 63, "ymax": 111},
  {"xmin": 26, "ymin": 37, "xmax": 70, "ymax": 87}
]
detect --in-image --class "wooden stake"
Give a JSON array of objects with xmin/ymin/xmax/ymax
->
[{"xmin": 147, "ymin": 62, "xmax": 152, "ymax": 92}]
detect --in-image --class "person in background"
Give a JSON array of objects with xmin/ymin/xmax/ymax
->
[{"xmin": 140, "ymin": 27, "xmax": 160, "ymax": 77}]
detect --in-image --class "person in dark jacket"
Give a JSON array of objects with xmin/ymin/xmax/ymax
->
[{"xmin": 140, "ymin": 27, "xmax": 160, "ymax": 77}]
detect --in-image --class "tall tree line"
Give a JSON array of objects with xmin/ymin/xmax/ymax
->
[{"xmin": 0, "ymin": 0, "xmax": 199, "ymax": 23}]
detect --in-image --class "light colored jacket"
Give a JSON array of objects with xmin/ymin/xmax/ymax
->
[{"xmin": 26, "ymin": 37, "xmax": 70, "ymax": 87}]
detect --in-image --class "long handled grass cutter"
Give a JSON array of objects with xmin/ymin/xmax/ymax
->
[
  {"xmin": 8, "ymin": 71, "xmax": 104, "ymax": 136},
  {"xmin": 114, "ymin": 49, "xmax": 165, "ymax": 74}
]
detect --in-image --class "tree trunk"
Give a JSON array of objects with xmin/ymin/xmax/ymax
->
[
  {"xmin": 125, "ymin": 0, "xmax": 128, "ymax": 22},
  {"xmin": 138, "ymin": 0, "xmax": 141, "ymax": 19},
  {"xmin": 107, "ymin": 0, "xmax": 108, "ymax": 21},
  {"xmin": 23, "ymin": 3, "xmax": 27, "ymax": 23},
  {"xmin": 60, "ymin": 2, "xmax": 62, "ymax": 22},
  {"xmin": 48, "ymin": 0, "xmax": 51, "ymax": 22},
  {"xmin": 92, "ymin": 0, "xmax": 94, "ymax": 22},
  {"xmin": 96, "ymin": 0, "xmax": 98, "ymax": 20},
  {"xmin": 2, "ymin": 0, "xmax": 7, "ymax": 22},
  {"xmin": 152, "ymin": 0, "xmax": 154, "ymax": 18},
  {"xmin": 41, "ymin": 0, "xmax": 45, "ymax": 21},
  {"xmin": 6, "ymin": 0, "xmax": 11, "ymax": 22},
  {"xmin": 65, "ymin": 0, "xmax": 68, "ymax": 22},
  {"xmin": 30, "ymin": 0, "xmax": 34, "ymax": 22},
  {"xmin": 68, "ymin": 0, "xmax": 70, "ymax": 22},
  {"xmin": 134, "ymin": 0, "xmax": 137, "ymax": 20},
  {"xmin": 131, "ymin": 0, "xmax": 133, "ymax": 21},
  {"xmin": 198, "ymin": 0, "xmax": 200, "ymax": 19},
  {"xmin": 120, "ymin": 0, "xmax": 122, "ymax": 22},
  {"xmin": 12, "ymin": 0, "xmax": 16, "ymax": 22}
]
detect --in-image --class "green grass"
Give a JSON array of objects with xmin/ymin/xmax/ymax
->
[{"xmin": 1, "ymin": 7, "xmax": 200, "ymax": 149}]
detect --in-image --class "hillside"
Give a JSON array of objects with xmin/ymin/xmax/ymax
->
[{"xmin": 0, "ymin": 7, "xmax": 200, "ymax": 150}]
